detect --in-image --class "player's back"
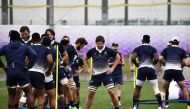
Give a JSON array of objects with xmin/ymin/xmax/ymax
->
[
  {"xmin": 162, "ymin": 46, "xmax": 186, "ymax": 64},
  {"xmin": 65, "ymin": 44, "xmax": 77, "ymax": 64},
  {"xmin": 134, "ymin": 44, "xmax": 157, "ymax": 67},
  {"xmin": 30, "ymin": 44, "xmax": 50, "ymax": 72},
  {"xmin": 2, "ymin": 41, "xmax": 35, "ymax": 71},
  {"xmin": 161, "ymin": 46, "xmax": 186, "ymax": 71}
]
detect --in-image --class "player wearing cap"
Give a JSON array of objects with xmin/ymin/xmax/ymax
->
[
  {"xmin": 159, "ymin": 37, "xmax": 190, "ymax": 109},
  {"xmin": 109, "ymin": 42, "xmax": 125, "ymax": 106},
  {"xmin": 131, "ymin": 35, "xmax": 163, "ymax": 109},
  {"xmin": 84, "ymin": 35, "xmax": 120, "ymax": 109},
  {"xmin": 0, "ymin": 30, "xmax": 36, "ymax": 109}
]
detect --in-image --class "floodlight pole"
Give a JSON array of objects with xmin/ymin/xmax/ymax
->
[
  {"xmin": 10, "ymin": 0, "xmax": 13, "ymax": 25},
  {"xmin": 124, "ymin": 0, "xmax": 128, "ymax": 25},
  {"xmin": 47, "ymin": 0, "xmax": 54, "ymax": 28},
  {"xmin": 102, "ymin": 0, "xmax": 108, "ymax": 25},
  {"xmin": 167, "ymin": 0, "xmax": 171, "ymax": 25},
  {"xmin": 2, "ymin": 0, "xmax": 8, "ymax": 25},
  {"xmin": 84, "ymin": 0, "xmax": 88, "ymax": 25}
]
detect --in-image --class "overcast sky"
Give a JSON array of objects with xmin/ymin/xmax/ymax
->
[{"xmin": 0, "ymin": 0, "xmax": 190, "ymax": 25}]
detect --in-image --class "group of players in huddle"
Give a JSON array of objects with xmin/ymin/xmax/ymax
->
[{"xmin": 0, "ymin": 26, "xmax": 190, "ymax": 109}]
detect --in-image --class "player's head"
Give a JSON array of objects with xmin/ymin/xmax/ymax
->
[
  {"xmin": 42, "ymin": 36, "xmax": 51, "ymax": 47},
  {"xmin": 112, "ymin": 42, "xmax": 119, "ymax": 51},
  {"xmin": 60, "ymin": 35, "xmax": 70, "ymax": 46},
  {"xmin": 167, "ymin": 40, "xmax": 172, "ymax": 47},
  {"xmin": 96, "ymin": 35, "xmax": 105, "ymax": 50},
  {"xmin": 171, "ymin": 37, "xmax": 179, "ymax": 45},
  {"xmin": 32, "ymin": 32, "xmax": 41, "ymax": 43},
  {"xmin": 20, "ymin": 26, "xmax": 30, "ymax": 41},
  {"xmin": 142, "ymin": 35, "xmax": 150, "ymax": 44},
  {"xmin": 75, "ymin": 37, "xmax": 88, "ymax": 50},
  {"xmin": 45, "ymin": 29, "xmax": 55, "ymax": 41},
  {"xmin": 9, "ymin": 30, "xmax": 21, "ymax": 41}
]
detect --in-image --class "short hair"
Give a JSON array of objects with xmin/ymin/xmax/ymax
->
[
  {"xmin": 45, "ymin": 29, "xmax": 55, "ymax": 36},
  {"xmin": 9, "ymin": 30, "xmax": 21, "ymax": 41},
  {"xmin": 42, "ymin": 36, "xmax": 51, "ymax": 46},
  {"xmin": 75, "ymin": 37, "xmax": 88, "ymax": 45},
  {"xmin": 95, "ymin": 35, "xmax": 105, "ymax": 43},
  {"xmin": 32, "ymin": 33, "xmax": 41, "ymax": 42},
  {"xmin": 63, "ymin": 35, "xmax": 70, "ymax": 39},
  {"xmin": 142, "ymin": 35, "xmax": 150, "ymax": 43},
  {"xmin": 20, "ymin": 26, "xmax": 30, "ymax": 33}
]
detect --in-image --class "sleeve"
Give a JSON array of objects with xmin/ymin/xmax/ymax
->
[
  {"xmin": 182, "ymin": 49, "xmax": 187, "ymax": 59},
  {"xmin": 108, "ymin": 48, "xmax": 117, "ymax": 57},
  {"xmin": 78, "ymin": 57, "xmax": 84, "ymax": 66},
  {"xmin": 59, "ymin": 44, "xmax": 65, "ymax": 53},
  {"xmin": 86, "ymin": 49, "xmax": 93, "ymax": 59},
  {"xmin": 27, "ymin": 46, "xmax": 37, "ymax": 68},
  {"xmin": 133, "ymin": 47, "xmax": 138, "ymax": 54},
  {"xmin": 153, "ymin": 47, "xmax": 157, "ymax": 53}
]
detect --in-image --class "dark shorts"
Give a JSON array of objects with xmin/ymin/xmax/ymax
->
[
  {"xmin": 111, "ymin": 74, "xmax": 123, "ymax": 85},
  {"xmin": 6, "ymin": 70, "xmax": 30, "ymax": 88},
  {"xmin": 29, "ymin": 71, "xmax": 45, "ymax": 89},
  {"xmin": 163, "ymin": 69, "xmax": 185, "ymax": 82},
  {"xmin": 45, "ymin": 80, "xmax": 55, "ymax": 90},
  {"xmin": 73, "ymin": 76, "xmax": 80, "ymax": 88},
  {"xmin": 89, "ymin": 73, "xmax": 114, "ymax": 88},
  {"xmin": 137, "ymin": 67, "xmax": 157, "ymax": 81},
  {"xmin": 53, "ymin": 68, "xmax": 67, "ymax": 87}
]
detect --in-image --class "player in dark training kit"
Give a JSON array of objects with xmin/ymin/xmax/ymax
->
[
  {"xmin": 0, "ymin": 30, "xmax": 36, "ymax": 109},
  {"xmin": 131, "ymin": 35, "xmax": 163, "ymax": 109}
]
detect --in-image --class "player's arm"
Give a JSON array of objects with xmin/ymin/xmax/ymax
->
[
  {"xmin": 107, "ymin": 53, "xmax": 120, "ymax": 74},
  {"xmin": 131, "ymin": 52, "xmax": 139, "ymax": 67},
  {"xmin": 61, "ymin": 50, "xmax": 68, "ymax": 64},
  {"xmin": 26, "ymin": 46, "xmax": 37, "ymax": 68},
  {"xmin": 83, "ymin": 55, "xmax": 93, "ymax": 75},
  {"xmin": 45, "ymin": 53, "xmax": 54, "ymax": 76},
  {"xmin": 0, "ymin": 47, "xmax": 7, "ymax": 72},
  {"xmin": 120, "ymin": 53, "xmax": 125, "ymax": 66},
  {"xmin": 153, "ymin": 53, "xmax": 159, "ymax": 65},
  {"xmin": 185, "ymin": 56, "xmax": 190, "ymax": 67},
  {"xmin": 75, "ymin": 65, "xmax": 85, "ymax": 76}
]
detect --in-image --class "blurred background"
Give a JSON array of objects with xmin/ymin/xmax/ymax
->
[{"xmin": 0, "ymin": 0, "xmax": 190, "ymax": 26}]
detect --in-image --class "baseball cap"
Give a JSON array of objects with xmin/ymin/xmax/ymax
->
[
  {"xmin": 171, "ymin": 37, "xmax": 179, "ymax": 42},
  {"xmin": 112, "ymin": 42, "xmax": 119, "ymax": 46}
]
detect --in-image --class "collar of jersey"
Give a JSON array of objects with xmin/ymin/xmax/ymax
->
[
  {"xmin": 22, "ymin": 37, "xmax": 31, "ymax": 44},
  {"xmin": 51, "ymin": 40, "xmax": 55, "ymax": 45},
  {"xmin": 96, "ymin": 45, "xmax": 105, "ymax": 53},
  {"xmin": 142, "ymin": 43, "xmax": 149, "ymax": 45},
  {"xmin": 33, "ymin": 43, "xmax": 41, "ymax": 45},
  {"xmin": 172, "ymin": 45, "xmax": 178, "ymax": 47}
]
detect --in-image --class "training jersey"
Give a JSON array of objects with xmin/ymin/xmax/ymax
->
[
  {"xmin": 86, "ymin": 46, "xmax": 117, "ymax": 75},
  {"xmin": 133, "ymin": 43, "xmax": 157, "ymax": 69},
  {"xmin": 51, "ymin": 40, "xmax": 66, "ymax": 66},
  {"xmin": 161, "ymin": 45, "xmax": 186, "ymax": 70},
  {"xmin": 71, "ymin": 57, "xmax": 84, "ymax": 75},
  {"xmin": 20, "ymin": 38, "xmax": 32, "ymax": 46},
  {"xmin": 109, "ymin": 52, "xmax": 123, "ymax": 76},
  {"xmin": 65, "ymin": 44, "xmax": 78, "ymax": 65},
  {"xmin": 29, "ymin": 44, "xmax": 51, "ymax": 74},
  {"xmin": 0, "ymin": 41, "xmax": 36, "ymax": 71}
]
